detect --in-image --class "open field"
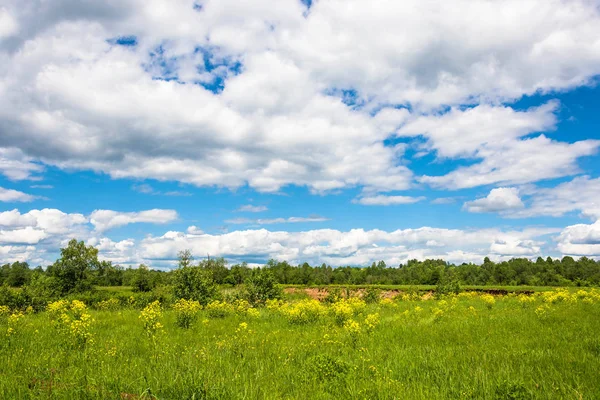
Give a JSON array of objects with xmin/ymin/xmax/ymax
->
[{"xmin": 1, "ymin": 288, "xmax": 600, "ymax": 399}]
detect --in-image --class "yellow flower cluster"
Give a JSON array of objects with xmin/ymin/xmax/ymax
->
[
  {"xmin": 280, "ymin": 299, "xmax": 327, "ymax": 324},
  {"xmin": 139, "ymin": 300, "xmax": 163, "ymax": 336},
  {"xmin": 265, "ymin": 299, "xmax": 285, "ymax": 311},
  {"xmin": 379, "ymin": 297, "xmax": 395, "ymax": 306},
  {"xmin": 480, "ymin": 294, "xmax": 496, "ymax": 309},
  {"xmin": 173, "ymin": 298, "xmax": 202, "ymax": 328},
  {"xmin": 399, "ymin": 293, "xmax": 420, "ymax": 301},
  {"xmin": 96, "ymin": 298, "xmax": 120, "ymax": 311},
  {"xmin": 0, "ymin": 305, "xmax": 10, "ymax": 317},
  {"xmin": 6, "ymin": 311, "xmax": 24, "ymax": 337},
  {"xmin": 540, "ymin": 289, "xmax": 573, "ymax": 304},
  {"xmin": 232, "ymin": 299, "xmax": 260, "ymax": 318},
  {"xmin": 46, "ymin": 299, "xmax": 69, "ymax": 318},
  {"xmin": 517, "ymin": 294, "xmax": 536, "ymax": 307},
  {"xmin": 205, "ymin": 300, "xmax": 234, "ymax": 318},
  {"xmin": 329, "ymin": 297, "xmax": 367, "ymax": 325},
  {"xmin": 343, "ymin": 319, "xmax": 362, "ymax": 345},
  {"xmin": 47, "ymin": 300, "xmax": 94, "ymax": 347},
  {"xmin": 539, "ymin": 288, "xmax": 600, "ymax": 304},
  {"xmin": 364, "ymin": 313, "xmax": 380, "ymax": 333}
]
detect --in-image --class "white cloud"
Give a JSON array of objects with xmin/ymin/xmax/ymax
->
[
  {"xmin": 464, "ymin": 187, "xmax": 524, "ymax": 213},
  {"xmin": 0, "ymin": 226, "xmax": 47, "ymax": 244},
  {"xmin": 398, "ymin": 103, "xmax": 600, "ymax": 189},
  {"xmin": 0, "ymin": 7, "xmax": 18, "ymax": 39},
  {"xmin": 0, "ymin": 148, "xmax": 44, "ymax": 181},
  {"xmin": 186, "ymin": 225, "xmax": 204, "ymax": 235},
  {"xmin": 354, "ymin": 195, "xmax": 425, "ymax": 206},
  {"xmin": 137, "ymin": 225, "xmax": 558, "ymax": 266},
  {"xmin": 512, "ymin": 176, "xmax": 600, "ymax": 220},
  {"xmin": 0, "ymin": 208, "xmax": 87, "ymax": 235},
  {"xmin": 237, "ymin": 205, "xmax": 268, "ymax": 212},
  {"xmin": 421, "ymin": 135, "xmax": 599, "ymax": 189},
  {"xmin": 0, "ymin": 186, "xmax": 37, "ymax": 202},
  {"xmin": 89, "ymin": 209, "xmax": 178, "ymax": 232},
  {"xmin": 0, "ymin": 0, "xmax": 598, "ymax": 194},
  {"xmin": 557, "ymin": 220, "xmax": 600, "ymax": 256}
]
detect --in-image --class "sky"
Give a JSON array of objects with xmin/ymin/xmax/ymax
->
[{"xmin": 0, "ymin": 0, "xmax": 600, "ymax": 268}]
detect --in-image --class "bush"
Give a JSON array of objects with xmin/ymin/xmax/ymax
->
[
  {"xmin": 435, "ymin": 277, "xmax": 461, "ymax": 297},
  {"xmin": 173, "ymin": 298, "xmax": 202, "ymax": 328},
  {"xmin": 172, "ymin": 266, "xmax": 219, "ymax": 305},
  {"xmin": 244, "ymin": 269, "xmax": 281, "ymax": 306},
  {"xmin": 323, "ymin": 287, "xmax": 343, "ymax": 304},
  {"xmin": 362, "ymin": 287, "xmax": 381, "ymax": 304},
  {"xmin": 205, "ymin": 300, "xmax": 234, "ymax": 318}
]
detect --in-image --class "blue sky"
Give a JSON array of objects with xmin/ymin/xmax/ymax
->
[{"xmin": 0, "ymin": 0, "xmax": 600, "ymax": 268}]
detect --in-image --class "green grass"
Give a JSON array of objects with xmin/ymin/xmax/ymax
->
[{"xmin": 1, "ymin": 290, "xmax": 599, "ymax": 399}]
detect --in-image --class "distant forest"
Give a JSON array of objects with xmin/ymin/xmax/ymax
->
[{"xmin": 2, "ymin": 251, "xmax": 600, "ymax": 288}]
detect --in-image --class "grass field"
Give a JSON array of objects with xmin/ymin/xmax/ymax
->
[{"xmin": 1, "ymin": 288, "xmax": 600, "ymax": 399}]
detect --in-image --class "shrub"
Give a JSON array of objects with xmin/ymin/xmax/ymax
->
[
  {"xmin": 205, "ymin": 300, "xmax": 234, "ymax": 318},
  {"xmin": 281, "ymin": 299, "xmax": 326, "ymax": 324},
  {"xmin": 172, "ymin": 266, "xmax": 219, "ymax": 306},
  {"xmin": 323, "ymin": 287, "xmax": 343, "ymax": 304},
  {"xmin": 96, "ymin": 298, "xmax": 121, "ymax": 311},
  {"xmin": 362, "ymin": 287, "xmax": 380, "ymax": 304},
  {"xmin": 243, "ymin": 269, "xmax": 281, "ymax": 306},
  {"xmin": 173, "ymin": 298, "xmax": 202, "ymax": 328}
]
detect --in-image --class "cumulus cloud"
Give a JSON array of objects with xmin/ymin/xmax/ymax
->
[
  {"xmin": 0, "ymin": 0, "xmax": 598, "ymax": 194},
  {"xmin": 511, "ymin": 176, "xmax": 600, "ymax": 220},
  {"xmin": 557, "ymin": 220, "xmax": 600, "ymax": 256},
  {"xmin": 89, "ymin": 209, "xmax": 178, "ymax": 232},
  {"xmin": 399, "ymin": 103, "xmax": 599, "ymax": 189},
  {"xmin": 0, "ymin": 148, "xmax": 44, "ymax": 181},
  {"xmin": 0, "ymin": 186, "xmax": 37, "ymax": 202},
  {"xmin": 464, "ymin": 188, "xmax": 524, "ymax": 213},
  {"xmin": 354, "ymin": 195, "xmax": 425, "ymax": 206}
]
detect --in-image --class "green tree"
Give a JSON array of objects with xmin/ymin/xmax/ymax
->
[
  {"xmin": 133, "ymin": 264, "xmax": 154, "ymax": 292},
  {"xmin": 172, "ymin": 250, "xmax": 219, "ymax": 305},
  {"xmin": 49, "ymin": 239, "xmax": 100, "ymax": 294}
]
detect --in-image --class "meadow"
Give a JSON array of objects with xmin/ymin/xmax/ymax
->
[{"xmin": 1, "ymin": 287, "xmax": 600, "ymax": 400}]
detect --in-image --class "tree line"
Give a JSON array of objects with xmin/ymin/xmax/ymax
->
[{"xmin": 2, "ymin": 239, "xmax": 600, "ymax": 291}]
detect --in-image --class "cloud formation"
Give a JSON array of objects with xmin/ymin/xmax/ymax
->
[
  {"xmin": 464, "ymin": 188, "xmax": 524, "ymax": 214},
  {"xmin": 89, "ymin": 209, "xmax": 179, "ymax": 232},
  {"xmin": 0, "ymin": 0, "xmax": 598, "ymax": 194}
]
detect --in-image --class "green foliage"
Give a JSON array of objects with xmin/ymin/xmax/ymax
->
[
  {"xmin": 172, "ymin": 266, "xmax": 219, "ymax": 305},
  {"xmin": 323, "ymin": 287, "xmax": 343, "ymax": 304},
  {"xmin": 243, "ymin": 268, "xmax": 282, "ymax": 306},
  {"xmin": 133, "ymin": 264, "xmax": 154, "ymax": 292},
  {"xmin": 435, "ymin": 276, "xmax": 461, "ymax": 297},
  {"xmin": 48, "ymin": 239, "xmax": 100, "ymax": 294},
  {"xmin": 362, "ymin": 287, "xmax": 381, "ymax": 303}
]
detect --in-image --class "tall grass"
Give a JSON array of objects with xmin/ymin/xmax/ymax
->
[{"xmin": 1, "ymin": 289, "xmax": 599, "ymax": 399}]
